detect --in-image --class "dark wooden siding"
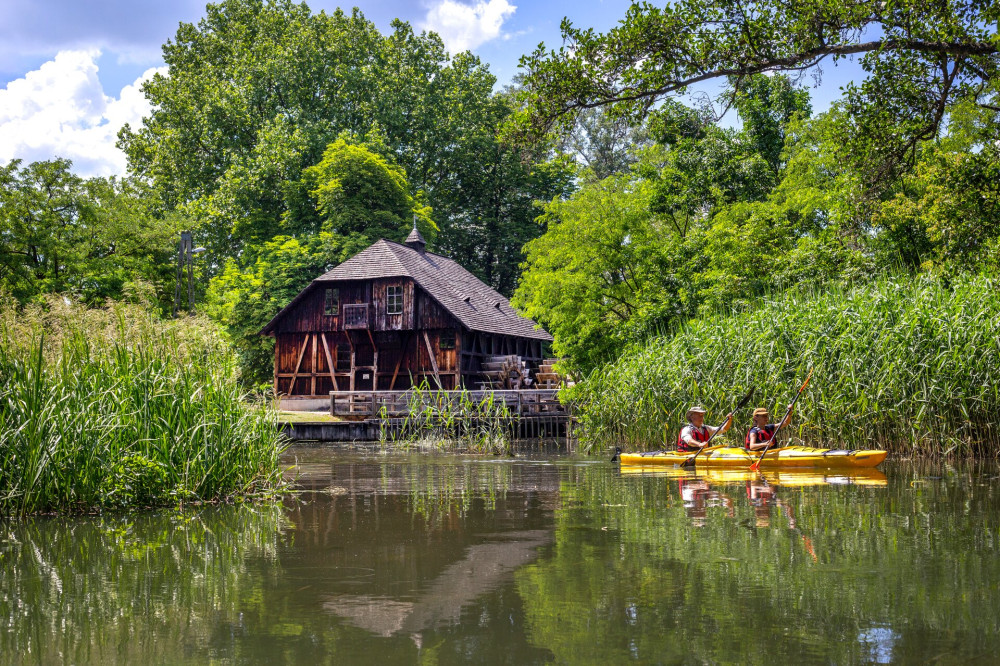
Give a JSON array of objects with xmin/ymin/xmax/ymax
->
[
  {"xmin": 372, "ymin": 278, "xmax": 414, "ymax": 331},
  {"xmin": 416, "ymin": 289, "xmax": 459, "ymax": 329}
]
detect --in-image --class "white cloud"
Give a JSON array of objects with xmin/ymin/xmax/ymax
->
[
  {"xmin": 0, "ymin": 50, "xmax": 163, "ymax": 177},
  {"xmin": 420, "ymin": 0, "xmax": 516, "ymax": 53}
]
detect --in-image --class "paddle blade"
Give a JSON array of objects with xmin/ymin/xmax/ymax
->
[
  {"xmin": 749, "ymin": 461, "xmax": 760, "ymax": 471},
  {"xmin": 736, "ymin": 387, "xmax": 755, "ymax": 410}
]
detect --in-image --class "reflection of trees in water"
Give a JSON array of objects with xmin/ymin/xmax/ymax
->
[
  {"xmin": 0, "ymin": 505, "xmax": 288, "ymax": 663},
  {"xmin": 515, "ymin": 462, "xmax": 1000, "ymax": 664}
]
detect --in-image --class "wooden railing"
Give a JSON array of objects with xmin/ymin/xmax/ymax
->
[
  {"xmin": 330, "ymin": 389, "xmax": 566, "ymax": 417},
  {"xmin": 342, "ymin": 303, "xmax": 369, "ymax": 329}
]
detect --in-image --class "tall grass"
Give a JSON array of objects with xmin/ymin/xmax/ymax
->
[
  {"xmin": 385, "ymin": 382, "xmax": 514, "ymax": 454},
  {"xmin": 0, "ymin": 296, "xmax": 286, "ymax": 515},
  {"xmin": 572, "ymin": 275, "xmax": 1000, "ymax": 456}
]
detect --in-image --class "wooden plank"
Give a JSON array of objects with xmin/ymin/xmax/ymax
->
[
  {"xmin": 288, "ymin": 335, "xmax": 309, "ymax": 396},
  {"xmin": 422, "ymin": 330, "xmax": 443, "ymax": 389},
  {"xmin": 320, "ymin": 333, "xmax": 339, "ymax": 391}
]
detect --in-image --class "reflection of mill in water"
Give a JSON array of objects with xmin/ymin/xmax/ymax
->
[
  {"xmin": 286, "ymin": 457, "xmax": 559, "ymax": 643},
  {"xmin": 323, "ymin": 529, "xmax": 552, "ymax": 640}
]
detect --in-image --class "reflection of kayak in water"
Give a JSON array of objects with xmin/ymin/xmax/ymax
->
[
  {"xmin": 619, "ymin": 465, "xmax": 887, "ymax": 487},
  {"xmin": 618, "ymin": 446, "xmax": 887, "ymax": 469}
]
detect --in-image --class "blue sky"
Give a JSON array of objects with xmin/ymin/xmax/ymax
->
[{"xmin": 0, "ymin": 0, "xmax": 866, "ymax": 177}]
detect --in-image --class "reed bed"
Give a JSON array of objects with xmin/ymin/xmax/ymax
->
[
  {"xmin": 385, "ymin": 382, "xmax": 514, "ymax": 455},
  {"xmin": 573, "ymin": 275, "xmax": 1000, "ymax": 456},
  {"xmin": 0, "ymin": 297, "xmax": 286, "ymax": 515}
]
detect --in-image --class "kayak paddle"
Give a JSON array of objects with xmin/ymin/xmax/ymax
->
[
  {"xmin": 749, "ymin": 368, "xmax": 813, "ymax": 471},
  {"xmin": 680, "ymin": 388, "xmax": 755, "ymax": 468}
]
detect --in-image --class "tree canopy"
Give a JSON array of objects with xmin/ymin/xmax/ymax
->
[
  {"xmin": 119, "ymin": 0, "xmax": 571, "ymax": 295},
  {"xmin": 512, "ymin": 0, "xmax": 999, "ymax": 185}
]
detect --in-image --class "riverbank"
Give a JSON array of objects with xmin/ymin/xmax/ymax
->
[
  {"xmin": 0, "ymin": 297, "xmax": 286, "ymax": 515},
  {"xmin": 571, "ymin": 275, "xmax": 1000, "ymax": 456}
]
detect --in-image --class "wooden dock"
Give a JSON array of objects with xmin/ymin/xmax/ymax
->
[{"xmin": 279, "ymin": 388, "xmax": 574, "ymax": 444}]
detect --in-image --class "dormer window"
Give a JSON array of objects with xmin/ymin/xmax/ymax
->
[
  {"xmin": 324, "ymin": 288, "xmax": 339, "ymax": 316},
  {"xmin": 387, "ymin": 285, "xmax": 403, "ymax": 315}
]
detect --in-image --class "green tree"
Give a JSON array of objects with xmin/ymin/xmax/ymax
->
[
  {"xmin": 511, "ymin": 0, "xmax": 999, "ymax": 186},
  {"xmin": 118, "ymin": 0, "xmax": 568, "ymax": 296},
  {"xmin": 299, "ymin": 136, "xmax": 435, "ymax": 242},
  {"xmin": 0, "ymin": 159, "xmax": 183, "ymax": 307}
]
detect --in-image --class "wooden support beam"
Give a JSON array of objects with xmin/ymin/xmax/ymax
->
[
  {"xmin": 273, "ymin": 338, "xmax": 279, "ymax": 395},
  {"xmin": 422, "ymin": 330, "xmax": 442, "ymax": 389},
  {"xmin": 310, "ymin": 333, "xmax": 318, "ymax": 396},
  {"xmin": 320, "ymin": 332, "xmax": 339, "ymax": 391},
  {"xmin": 346, "ymin": 332, "xmax": 356, "ymax": 391},
  {"xmin": 366, "ymin": 328, "xmax": 378, "ymax": 389},
  {"xmin": 288, "ymin": 335, "xmax": 309, "ymax": 395}
]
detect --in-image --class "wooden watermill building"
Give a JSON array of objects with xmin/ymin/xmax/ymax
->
[{"xmin": 260, "ymin": 227, "xmax": 553, "ymax": 397}]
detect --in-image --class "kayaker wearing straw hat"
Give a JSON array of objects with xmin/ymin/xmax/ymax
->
[
  {"xmin": 745, "ymin": 405, "xmax": 793, "ymax": 452},
  {"xmin": 677, "ymin": 406, "xmax": 732, "ymax": 452}
]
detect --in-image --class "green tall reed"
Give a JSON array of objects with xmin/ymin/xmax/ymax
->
[
  {"xmin": 573, "ymin": 275, "xmax": 1000, "ymax": 456},
  {"xmin": 387, "ymin": 382, "xmax": 514, "ymax": 454},
  {"xmin": 0, "ymin": 297, "xmax": 286, "ymax": 515}
]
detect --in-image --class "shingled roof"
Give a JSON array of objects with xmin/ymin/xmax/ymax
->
[{"xmin": 261, "ymin": 239, "xmax": 552, "ymax": 341}]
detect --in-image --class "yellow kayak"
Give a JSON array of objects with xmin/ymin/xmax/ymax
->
[
  {"xmin": 618, "ymin": 465, "xmax": 888, "ymax": 487},
  {"xmin": 618, "ymin": 445, "xmax": 887, "ymax": 469}
]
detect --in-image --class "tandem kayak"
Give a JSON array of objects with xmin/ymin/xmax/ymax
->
[
  {"xmin": 618, "ymin": 445, "xmax": 887, "ymax": 469},
  {"xmin": 618, "ymin": 466, "xmax": 888, "ymax": 487}
]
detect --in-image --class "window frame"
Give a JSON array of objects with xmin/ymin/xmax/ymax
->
[
  {"xmin": 439, "ymin": 333, "xmax": 456, "ymax": 351},
  {"xmin": 386, "ymin": 285, "xmax": 404, "ymax": 315},
  {"xmin": 324, "ymin": 288, "xmax": 340, "ymax": 316}
]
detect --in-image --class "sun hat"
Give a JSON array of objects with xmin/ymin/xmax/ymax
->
[
  {"xmin": 686, "ymin": 406, "xmax": 708, "ymax": 420},
  {"xmin": 752, "ymin": 407, "xmax": 769, "ymax": 417}
]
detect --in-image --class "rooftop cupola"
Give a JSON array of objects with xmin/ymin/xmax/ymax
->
[{"xmin": 404, "ymin": 215, "xmax": 426, "ymax": 253}]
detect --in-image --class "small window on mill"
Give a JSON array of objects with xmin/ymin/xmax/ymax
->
[
  {"xmin": 439, "ymin": 333, "xmax": 455, "ymax": 350},
  {"xmin": 324, "ymin": 288, "xmax": 339, "ymax": 316},
  {"xmin": 387, "ymin": 285, "xmax": 403, "ymax": 315}
]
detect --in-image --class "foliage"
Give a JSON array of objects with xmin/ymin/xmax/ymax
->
[
  {"xmin": 119, "ymin": 0, "xmax": 571, "ymax": 294},
  {"xmin": 0, "ymin": 297, "xmax": 286, "ymax": 515},
  {"xmin": 512, "ymin": 0, "xmax": 999, "ymax": 184},
  {"xmin": 571, "ymin": 275, "xmax": 1000, "ymax": 455},
  {"xmin": 386, "ymin": 382, "xmax": 515, "ymax": 455},
  {"xmin": 0, "ymin": 159, "xmax": 184, "ymax": 308},
  {"xmin": 560, "ymin": 106, "xmax": 653, "ymax": 181},
  {"xmin": 205, "ymin": 231, "xmax": 368, "ymax": 385}
]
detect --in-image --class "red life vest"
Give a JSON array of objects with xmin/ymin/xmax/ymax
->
[
  {"xmin": 745, "ymin": 424, "xmax": 777, "ymax": 447},
  {"xmin": 677, "ymin": 424, "xmax": 711, "ymax": 452}
]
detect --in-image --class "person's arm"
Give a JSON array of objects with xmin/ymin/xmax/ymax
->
[
  {"xmin": 779, "ymin": 404, "xmax": 793, "ymax": 429},
  {"xmin": 706, "ymin": 413, "xmax": 734, "ymax": 436}
]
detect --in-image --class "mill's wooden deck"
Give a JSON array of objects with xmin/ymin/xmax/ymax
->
[
  {"xmin": 329, "ymin": 389, "xmax": 566, "ymax": 417},
  {"xmin": 278, "ymin": 388, "xmax": 573, "ymax": 443}
]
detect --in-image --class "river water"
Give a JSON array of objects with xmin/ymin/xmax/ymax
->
[{"xmin": 2, "ymin": 446, "xmax": 999, "ymax": 664}]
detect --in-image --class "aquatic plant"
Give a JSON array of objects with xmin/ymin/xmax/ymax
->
[
  {"xmin": 572, "ymin": 275, "xmax": 1000, "ymax": 455},
  {"xmin": 0, "ymin": 297, "xmax": 286, "ymax": 515},
  {"xmin": 387, "ymin": 382, "xmax": 515, "ymax": 455}
]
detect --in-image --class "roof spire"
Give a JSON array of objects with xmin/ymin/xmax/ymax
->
[{"xmin": 404, "ymin": 213, "xmax": 426, "ymax": 253}]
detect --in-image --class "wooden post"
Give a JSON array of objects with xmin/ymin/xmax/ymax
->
[
  {"xmin": 422, "ymin": 330, "xmax": 443, "ymax": 389},
  {"xmin": 273, "ymin": 335, "xmax": 279, "ymax": 396},
  {"xmin": 346, "ymin": 333, "xmax": 356, "ymax": 392},
  {"xmin": 366, "ymin": 329, "xmax": 378, "ymax": 389},
  {"xmin": 320, "ymin": 333, "xmax": 338, "ymax": 391},
  {"xmin": 310, "ymin": 333, "xmax": 318, "ymax": 396},
  {"xmin": 288, "ymin": 335, "xmax": 309, "ymax": 396}
]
